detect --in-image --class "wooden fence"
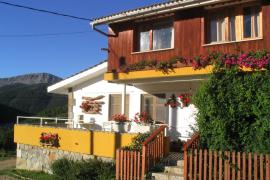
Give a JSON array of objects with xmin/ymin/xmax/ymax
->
[
  {"xmin": 184, "ymin": 149, "xmax": 270, "ymax": 180},
  {"xmin": 115, "ymin": 125, "xmax": 167, "ymax": 180}
]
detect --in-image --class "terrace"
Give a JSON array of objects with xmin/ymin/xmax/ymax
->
[{"xmin": 14, "ymin": 116, "xmax": 170, "ymax": 159}]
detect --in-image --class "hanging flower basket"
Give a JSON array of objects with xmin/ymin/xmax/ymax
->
[
  {"xmin": 179, "ymin": 94, "xmax": 191, "ymax": 108},
  {"xmin": 165, "ymin": 94, "xmax": 179, "ymax": 108}
]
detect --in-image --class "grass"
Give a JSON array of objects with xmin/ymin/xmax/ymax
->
[{"xmin": 0, "ymin": 169, "xmax": 55, "ymax": 180}]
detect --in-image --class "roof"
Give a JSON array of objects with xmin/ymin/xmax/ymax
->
[
  {"xmin": 48, "ymin": 60, "xmax": 107, "ymax": 94},
  {"xmin": 91, "ymin": 0, "xmax": 228, "ymax": 26}
]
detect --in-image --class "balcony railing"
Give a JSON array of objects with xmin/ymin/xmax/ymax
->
[{"xmin": 16, "ymin": 116, "xmax": 73, "ymax": 128}]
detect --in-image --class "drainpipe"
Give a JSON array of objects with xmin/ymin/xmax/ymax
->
[{"xmin": 122, "ymin": 84, "xmax": 127, "ymax": 115}]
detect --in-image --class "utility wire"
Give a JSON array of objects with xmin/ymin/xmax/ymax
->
[
  {"xmin": 0, "ymin": 31, "xmax": 90, "ymax": 38},
  {"xmin": 0, "ymin": 1, "xmax": 93, "ymax": 21}
]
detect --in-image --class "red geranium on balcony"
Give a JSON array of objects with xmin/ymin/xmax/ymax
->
[
  {"xmin": 110, "ymin": 114, "xmax": 129, "ymax": 123},
  {"xmin": 179, "ymin": 94, "xmax": 191, "ymax": 108}
]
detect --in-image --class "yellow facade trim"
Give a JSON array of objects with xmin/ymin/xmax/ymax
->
[
  {"xmin": 14, "ymin": 125, "xmax": 137, "ymax": 158},
  {"xmin": 104, "ymin": 66, "xmax": 213, "ymax": 81}
]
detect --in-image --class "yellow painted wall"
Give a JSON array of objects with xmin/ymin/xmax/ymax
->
[
  {"xmin": 14, "ymin": 125, "xmax": 91, "ymax": 154},
  {"xmin": 14, "ymin": 125, "xmax": 137, "ymax": 158},
  {"xmin": 92, "ymin": 131, "xmax": 137, "ymax": 158},
  {"xmin": 104, "ymin": 66, "xmax": 213, "ymax": 81}
]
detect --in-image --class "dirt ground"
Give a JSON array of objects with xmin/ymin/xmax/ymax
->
[
  {"xmin": 0, "ymin": 158, "xmax": 16, "ymax": 180},
  {"xmin": 0, "ymin": 158, "xmax": 16, "ymax": 170}
]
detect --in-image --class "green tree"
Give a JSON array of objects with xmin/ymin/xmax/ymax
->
[{"xmin": 193, "ymin": 69, "xmax": 270, "ymax": 153}]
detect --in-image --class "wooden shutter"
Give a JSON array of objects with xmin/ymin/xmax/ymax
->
[
  {"xmin": 141, "ymin": 94, "xmax": 166, "ymax": 123},
  {"xmin": 109, "ymin": 94, "xmax": 122, "ymax": 119},
  {"xmin": 109, "ymin": 94, "xmax": 130, "ymax": 119},
  {"xmin": 125, "ymin": 95, "xmax": 130, "ymax": 118}
]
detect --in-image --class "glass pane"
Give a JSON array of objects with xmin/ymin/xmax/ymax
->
[
  {"xmin": 229, "ymin": 16, "xmax": 236, "ymax": 41},
  {"xmin": 141, "ymin": 95, "xmax": 154, "ymax": 118},
  {"xmin": 139, "ymin": 31, "xmax": 150, "ymax": 52},
  {"xmin": 155, "ymin": 94, "xmax": 167, "ymax": 123},
  {"xmin": 244, "ymin": 7, "xmax": 252, "ymax": 38},
  {"xmin": 153, "ymin": 26, "xmax": 173, "ymax": 50},
  {"xmin": 210, "ymin": 17, "xmax": 217, "ymax": 43},
  {"xmin": 217, "ymin": 17, "xmax": 226, "ymax": 41},
  {"xmin": 254, "ymin": 7, "xmax": 260, "ymax": 37}
]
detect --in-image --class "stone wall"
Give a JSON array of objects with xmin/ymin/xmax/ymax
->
[{"xmin": 16, "ymin": 144, "xmax": 112, "ymax": 173}]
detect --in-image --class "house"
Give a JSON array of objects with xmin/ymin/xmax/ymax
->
[
  {"xmin": 13, "ymin": 0, "xmax": 270, "ymax": 178},
  {"xmin": 89, "ymin": 0, "xmax": 270, "ymax": 139}
]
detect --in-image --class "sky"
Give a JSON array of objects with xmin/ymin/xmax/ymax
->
[{"xmin": 0, "ymin": 0, "xmax": 166, "ymax": 78}]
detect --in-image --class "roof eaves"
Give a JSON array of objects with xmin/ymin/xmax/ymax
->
[{"xmin": 91, "ymin": 0, "xmax": 227, "ymax": 26}]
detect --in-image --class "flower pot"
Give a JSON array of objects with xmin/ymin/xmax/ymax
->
[{"xmin": 112, "ymin": 122, "xmax": 130, "ymax": 133}]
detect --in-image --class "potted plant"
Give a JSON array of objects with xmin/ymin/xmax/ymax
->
[
  {"xmin": 130, "ymin": 112, "xmax": 157, "ymax": 133},
  {"xmin": 110, "ymin": 114, "xmax": 130, "ymax": 132}
]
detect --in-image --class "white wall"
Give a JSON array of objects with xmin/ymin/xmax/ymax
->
[{"xmin": 72, "ymin": 74, "xmax": 200, "ymax": 141}]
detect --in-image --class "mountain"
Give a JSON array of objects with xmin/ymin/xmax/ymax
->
[
  {"xmin": 0, "ymin": 73, "xmax": 67, "ymax": 123},
  {"xmin": 0, "ymin": 73, "xmax": 62, "ymax": 88}
]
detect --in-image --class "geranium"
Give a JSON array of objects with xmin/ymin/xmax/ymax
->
[
  {"xmin": 133, "ymin": 112, "xmax": 153, "ymax": 124},
  {"xmin": 111, "ymin": 114, "xmax": 129, "ymax": 123},
  {"xmin": 40, "ymin": 132, "xmax": 59, "ymax": 147},
  {"xmin": 179, "ymin": 94, "xmax": 191, "ymax": 108}
]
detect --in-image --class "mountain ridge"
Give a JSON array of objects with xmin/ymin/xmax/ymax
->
[{"xmin": 0, "ymin": 73, "xmax": 62, "ymax": 88}]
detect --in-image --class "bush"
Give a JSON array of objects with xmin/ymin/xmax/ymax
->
[
  {"xmin": 124, "ymin": 133, "xmax": 150, "ymax": 151},
  {"xmin": 0, "ymin": 125, "xmax": 15, "ymax": 152},
  {"xmin": 51, "ymin": 158, "xmax": 115, "ymax": 180},
  {"xmin": 193, "ymin": 68, "xmax": 270, "ymax": 153}
]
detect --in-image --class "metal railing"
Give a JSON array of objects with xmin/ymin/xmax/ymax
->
[{"xmin": 16, "ymin": 116, "xmax": 74, "ymax": 128}]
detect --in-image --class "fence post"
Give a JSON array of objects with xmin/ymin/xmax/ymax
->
[
  {"xmin": 40, "ymin": 118, "xmax": 43, "ymax": 126},
  {"xmin": 116, "ymin": 149, "xmax": 120, "ymax": 180},
  {"xmin": 141, "ymin": 145, "xmax": 147, "ymax": 180},
  {"xmin": 16, "ymin": 116, "xmax": 19, "ymax": 124},
  {"xmin": 55, "ymin": 117, "xmax": 58, "ymax": 124},
  {"xmin": 184, "ymin": 150, "xmax": 188, "ymax": 180}
]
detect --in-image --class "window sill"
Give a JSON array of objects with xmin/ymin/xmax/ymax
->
[
  {"xmin": 202, "ymin": 38, "xmax": 263, "ymax": 47},
  {"xmin": 131, "ymin": 48, "xmax": 174, "ymax": 55}
]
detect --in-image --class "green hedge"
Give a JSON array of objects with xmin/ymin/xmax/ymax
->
[
  {"xmin": 51, "ymin": 158, "xmax": 115, "ymax": 180},
  {"xmin": 193, "ymin": 68, "xmax": 270, "ymax": 153}
]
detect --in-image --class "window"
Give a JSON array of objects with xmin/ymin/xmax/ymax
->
[
  {"xmin": 136, "ymin": 21, "xmax": 173, "ymax": 52},
  {"xmin": 139, "ymin": 30, "xmax": 150, "ymax": 52},
  {"xmin": 153, "ymin": 23, "xmax": 173, "ymax": 50},
  {"xmin": 209, "ymin": 14, "xmax": 226, "ymax": 43},
  {"xmin": 206, "ymin": 5, "xmax": 262, "ymax": 44},
  {"xmin": 243, "ymin": 6, "xmax": 261, "ymax": 38},
  {"xmin": 141, "ymin": 94, "xmax": 167, "ymax": 123},
  {"xmin": 109, "ymin": 94, "xmax": 129, "ymax": 119}
]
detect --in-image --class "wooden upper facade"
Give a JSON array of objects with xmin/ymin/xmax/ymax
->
[{"xmin": 97, "ymin": 0, "xmax": 270, "ymax": 72}]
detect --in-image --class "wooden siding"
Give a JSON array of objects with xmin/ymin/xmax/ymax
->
[{"xmin": 107, "ymin": 2, "xmax": 270, "ymax": 71}]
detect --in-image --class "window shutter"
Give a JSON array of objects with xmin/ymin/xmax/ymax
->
[{"xmin": 109, "ymin": 94, "xmax": 121, "ymax": 119}]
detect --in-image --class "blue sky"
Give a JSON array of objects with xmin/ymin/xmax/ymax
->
[{"xmin": 0, "ymin": 0, "xmax": 165, "ymax": 78}]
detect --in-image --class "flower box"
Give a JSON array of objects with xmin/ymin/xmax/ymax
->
[
  {"xmin": 112, "ymin": 122, "xmax": 130, "ymax": 133},
  {"xmin": 129, "ymin": 122, "xmax": 156, "ymax": 133},
  {"xmin": 40, "ymin": 132, "xmax": 59, "ymax": 148}
]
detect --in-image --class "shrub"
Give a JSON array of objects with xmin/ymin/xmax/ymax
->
[
  {"xmin": 124, "ymin": 133, "xmax": 150, "ymax": 151},
  {"xmin": 193, "ymin": 68, "xmax": 270, "ymax": 153},
  {"xmin": 51, "ymin": 158, "xmax": 115, "ymax": 180},
  {"xmin": 0, "ymin": 125, "xmax": 15, "ymax": 152}
]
